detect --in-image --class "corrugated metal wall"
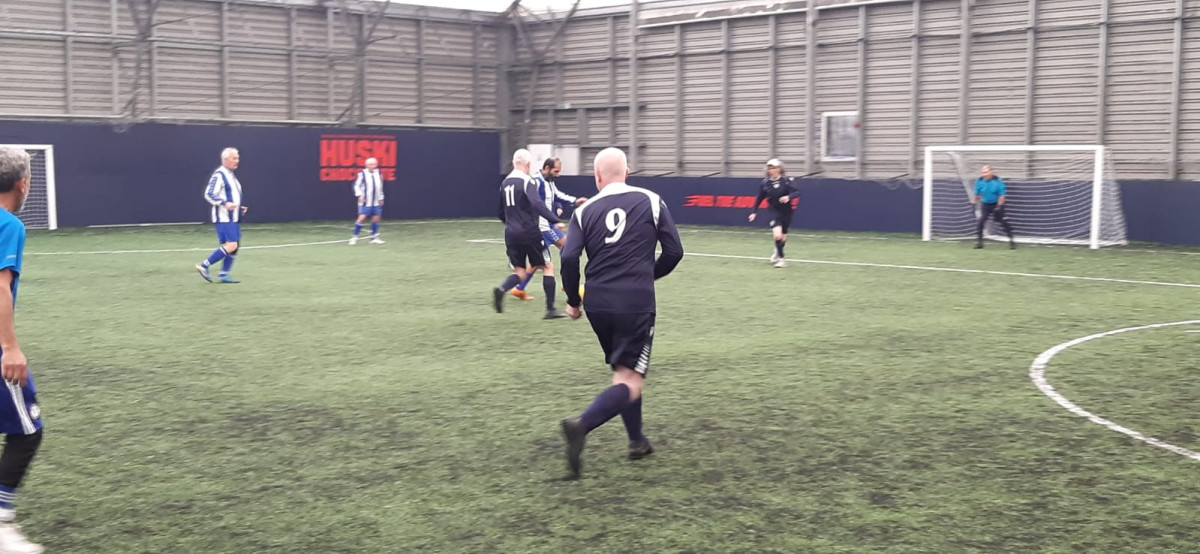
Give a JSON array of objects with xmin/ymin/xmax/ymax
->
[
  {"xmin": 5, "ymin": 0, "xmax": 1199, "ymax": 180},
  {"xmin": 510, "ymin": 0, "xmax": 1200, "ymax": 180},
  {"xmin": 0, "ymin": 0, "xmax": 498, "ymax": 130}
]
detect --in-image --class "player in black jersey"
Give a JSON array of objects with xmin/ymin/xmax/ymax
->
[
  {"xmin": 494, "ymin": 149, "xmax": 566, "ymax": 318},
  {"xmin": 747, "ymin": 158, "xmax": 798, "ymax": 268},
  {"xmin": 558, "ymin": 148, "xmax": 684, "ymax": 479}
]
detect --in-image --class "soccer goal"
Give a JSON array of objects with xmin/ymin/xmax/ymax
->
[
  {"xmin": 922, "ymin": 145, "xmax": 1126, "ymax": 249},
  {"xmin": 0, "ymin": 145, "xmax": 57, "ymax": 230}
]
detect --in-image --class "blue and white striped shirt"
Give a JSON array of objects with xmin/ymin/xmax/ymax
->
[
  {"xmin": 354, "ymin": 169, "xmax": 385, "ymax": 207},
  {"xmin": 204, "ymin": 166, "xmax": 243, "ymax": 223},
  {"xmin": 534, "ymin": 171, "xmax": 576, "ymax": 232}
]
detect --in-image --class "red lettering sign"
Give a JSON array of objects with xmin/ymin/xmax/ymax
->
[
  {"xmin": 684, "ymin": 194, "xmax": 799, "ymax": 210},
  {"xmin": 319, "ymin": 134, "xmax": 398, "ymax": 182}
]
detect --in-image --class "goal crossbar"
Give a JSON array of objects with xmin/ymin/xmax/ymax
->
[{"xmin": 925, "ymin": 145, "xmax": 1105, "ymax": 153}]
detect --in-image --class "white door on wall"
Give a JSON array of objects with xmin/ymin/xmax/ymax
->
[{"xmin": 527, "ymin": 144, "xmax": 582, "ymax": 176}]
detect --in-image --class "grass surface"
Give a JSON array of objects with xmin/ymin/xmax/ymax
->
[{"xmin": 15, "ymin": 220, "xmax": 1200, "ymax": 552}]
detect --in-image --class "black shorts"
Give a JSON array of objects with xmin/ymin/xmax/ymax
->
[
  {"xmin": 586, "ymin": 311, "xmax": 656, "ymax": 375},
  {"xmin": 768, "ymin": 210, "xmax": 794, "ymax": 233},
  {"xmin": 506, "ymin": 238, "xmax": 550, "ymax": 269}
]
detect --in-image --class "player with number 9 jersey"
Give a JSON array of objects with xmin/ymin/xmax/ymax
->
[
  {"xmin": 561, "ymin": 182, "xmax": 683, "ymax": 315},
  {"xmin": 557, "ymin": 147, "xmax": 683, "ymax": 479}
]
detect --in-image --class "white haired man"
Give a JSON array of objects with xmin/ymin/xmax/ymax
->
[
  {"xmin": 0, "ymin": 147, "xmax": 46, "ymax": 554},
  {"xmin": 558, "ymin": 147, "xmax": 684, "ymax": 478},
  {"xmin": 196, "ymin": 147, "xmax": 249, "ymax": 284},
  {"xmin": 349, "ymin": 157, "xmax": 385, "ymax": 246},
  {"xmin": 494, "ymin": 149, "xmax": 567, "ymax": 319}
]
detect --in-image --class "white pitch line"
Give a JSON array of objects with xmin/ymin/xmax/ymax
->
[
  {"xmin": 684, "ymin": 251, "xmax": 1200, "ymax": 289},
  {"xmin": 1030, "ymin": 320, "xmax": 1200, "ymax": 462},
  {"xmin": 308, "ymin": 219, "xmax": 497, "ymax": 230},
  {"xmin": 677, "ymin": 228, "xmax": 1200, "ymax": 255},
  {"xmin": 29, "ymin": 238, "xmax": 353, "ymax": 256},
  {"xmin": 467, "ymin": 238, "xmax": 1200, "ymax": 290}
]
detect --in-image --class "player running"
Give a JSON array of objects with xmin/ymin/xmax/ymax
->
[
  {"xmin": 0, "ymin": 148, "xmax": 46, "ymax": 554},
  {"xmin": 196, "ymin": 148, "xmax": 249, "ymax": 284},
  {"xmin": 349, "ymin": 157, "xmax": 385, "ymax": 246},
  {"xmin": 747, "ymin": 158, "xmax": 798, "ymax": 268},
  {"xmin": 493, "ymin": 149, "xmax": 568, "ymax": 319},
  {"xmin": 559, "ymin": 147, "xmax": 684, "ymax": 479},
  {"xmin": 512, "ymin": 157, "xmax": 588, "ymax": 301}
]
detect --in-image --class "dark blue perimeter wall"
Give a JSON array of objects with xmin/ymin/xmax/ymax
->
[
  {"xmin": 0, "ymin": 121, "xmax": 501, "ymax": 227},
  {"xmin": 1, "ymin": 119, "xmax": 1197, "ymax": 246},
  {"xmin": 553, "ymin": 176, "xmax": 1200, "ymax": 246}
]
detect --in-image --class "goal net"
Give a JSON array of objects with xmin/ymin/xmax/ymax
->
[
  {"xmin": 1, "ymin": 145, "xmax": 57, "ymax": 230},
  {"xmin": 922, "ymin": 145, "xmax": 1126, "ymax": 249}
]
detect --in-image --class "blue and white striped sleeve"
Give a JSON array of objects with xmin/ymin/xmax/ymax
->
[
  {"xmin": 353, "ymin": 171, "xmax": 365, "ymax": 200},
  {"xmin": 204, "ymin": 171, "xmax": 224, "ymax": 206},
  {"xmin": 553, "ymin": 184, "xmax": 577, "ymax": 205}
]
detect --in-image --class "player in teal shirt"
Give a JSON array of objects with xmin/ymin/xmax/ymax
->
[
  {"xmin": 0, "ymin": 148, "xmax": 44, "ymax": 553},
  {"xmin": 972, "ymin": 165, "xmax": 1016, "ymax": 249}
]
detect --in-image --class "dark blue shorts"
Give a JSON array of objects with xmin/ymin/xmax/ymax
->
[
  {"xmin": 585, "ymin": 311, "xmax": 656, "ymax": 375},
  {"xmin": 0, "ymin": 374, "xmax": 42, "ymax": 436},
  {"xmin": 358, "ymin": 206, "xmax": 383, "ymax": 217},
  {"xmin": 216, "ymin": 222, "xmax": 241, "ymax": 244},
  {"xmin": 506, "ymin": 238, "xmax": 550, "ymax": 270}
]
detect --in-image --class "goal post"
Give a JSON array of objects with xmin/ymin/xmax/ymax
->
[
  {"xmin": 923, "ymin": 145, "xmax": 1126, "ymax": 250},
  {"xmin": 0, "ymin": 145, "xmax": 57, "ymax": 231}
]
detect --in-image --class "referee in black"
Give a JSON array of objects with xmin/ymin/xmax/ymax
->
[
  {"xmin": 559, "ymin": 147, "xmax": 684, "ymax": 479},
  {"xmin": 747, "ymin": 158, "xmax": 799, "ymax": 268}
]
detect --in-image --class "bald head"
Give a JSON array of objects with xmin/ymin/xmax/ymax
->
[{"xmin": 593, "ymin": 147, "xmax": 629, "ymax": 190}]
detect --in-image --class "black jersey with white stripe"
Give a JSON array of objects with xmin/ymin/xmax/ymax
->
[
  {"xmin": 498, "ymin": 169, "xmax": 561, "ymax": 242},
  {"xmin": 753, "ymin": 177, "xmax": 798, "ymax": 216},
  {"xmin": 561, "ymin": 183, "xmax": 684, "ymax": 314}
]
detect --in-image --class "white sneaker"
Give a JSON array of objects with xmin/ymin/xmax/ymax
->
[
  {"xmin": 773, "ymin": 259, "xmax": 788, "ymax": 268},
  {"xmin": 369, "ymin": 237, "xmax": 385, "ymax": 245},
  {"xmin": 348, "ymin": 236, "xmax": 358, "ymax": 246},
  {"xmin": 770, "ymin": 252, "xmax": 780, "ymax": 263},
  {"xmin": 0, "ymin": 522, "xmax": 43, "ymax": 554}
]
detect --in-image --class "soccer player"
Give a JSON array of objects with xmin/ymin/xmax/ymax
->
[
  {"xmin": 0, "ymin": 148, "xmax": 45, "ymax": 554},
  {"xmin": 972, "ymin": 165, "xmax": 1016, "ymax": 249},
  {"xmin": 494, "ymin": 149, "xmax": 567, "ymax": 319},
  {"xmin": 558, "ymin": 147, "xmax": 684, "ymax": 479},
  {"xmin": 349, "ymin": 157, "xmax": 385, "ymax": 246},
  {"xmin": 747, "ymin": 158, "xmax": 798, "ymax": 268},
  {"xmin": 196, "ymin": 147, "xmax": 249, "ymax": 284},
  {"xmin": 512, "ymin": 157, "xmax": 588, "ymax": 301}
]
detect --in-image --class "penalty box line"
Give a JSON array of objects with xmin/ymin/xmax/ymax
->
[{"xmin": 466, "ymin": 238, "xmax": 1200, "ymax": 290}]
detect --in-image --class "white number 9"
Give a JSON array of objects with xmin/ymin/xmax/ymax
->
[{"xmin": 604, "ymin": 208, "xmax": 627, "ymax": 244}]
